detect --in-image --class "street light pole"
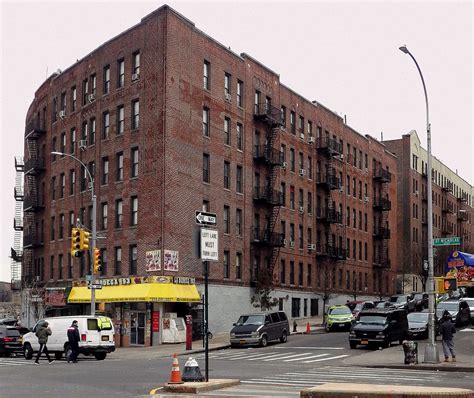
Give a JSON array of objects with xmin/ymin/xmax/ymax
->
[
  {"xmin": 51, "ymin": 151, "xmax": 97, "ymax": 316},
  {"xmin": 399, "ymin": 45, "xmax": 439, "ymax": 363}
]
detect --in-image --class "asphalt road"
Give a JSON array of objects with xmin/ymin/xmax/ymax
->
[{"xmin": 0, "ymin": 331, "xmax": 472, "ymax": 398}]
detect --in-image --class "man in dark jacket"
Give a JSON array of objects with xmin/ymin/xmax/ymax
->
[
  {"xmin": 35, "ymin": 321, "xmax": 53, "ymax": 365},
  {"xmin": 439, "ymin": 310, "xmax": 456, "ymax": 362},
  {"xmin": 67, "ymin": 320, "xmax": 80, "ymax": 363}
]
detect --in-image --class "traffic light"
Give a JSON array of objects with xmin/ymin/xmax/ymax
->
[
  {"xmin": 80, "ymin": 229, "xmax": 90, "ymax": 251},
  {"xmin": 93, "ymin": 248, "xmax": 101, "ymax": 273},
  {"xmin": 71, "ymin": 228, "xmax": 82, "ymax": 257},
  {"xmin": 443, "ymin": 277, "xmax": 457, "ymax": 292}
]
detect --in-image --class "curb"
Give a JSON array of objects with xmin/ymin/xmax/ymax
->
[{"xmin": 357, "ymin": 363, "xmax": 474, "ymax": 373}]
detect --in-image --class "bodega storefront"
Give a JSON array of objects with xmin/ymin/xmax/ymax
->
[{"xmin": 67, "ymin": 276, "xmax": 200, "ymax": 347}]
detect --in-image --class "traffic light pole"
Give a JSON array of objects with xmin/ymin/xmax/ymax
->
[{"xmin": 51, "ymin": 151, "xmax": 97, "ymax": 316}]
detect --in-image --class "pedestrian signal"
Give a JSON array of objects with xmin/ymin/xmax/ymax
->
[
  {"xmin": 71, "ymin": 228, "xmax": 82, "ymax": 257},
  {"xmin": 93, "ymin": 248, "xmax": 101, "ymax": 273},
  {"xmin": 80, "ymin": 229, "xmax": 90, "ymax": 251},
  {"xmin": 443, "ymin": 278, "xmax": 457, "ymax": 292}
]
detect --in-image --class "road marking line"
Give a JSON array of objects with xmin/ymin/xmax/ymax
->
[
  {"xmin": 275, "ymin": 346, "xmax": 344, "ymax": 350},
  {"xmin": 307, "ymin": 367, "xmax": 442, "ymax": 376},
  {"xmin": 241, "ymin": 380, "xmax": 319, "ymax": 387},
  {"xmin": 303, "ymin": 354, "xmax": 349, "ymax": 363},
  {"xmin": 284, "ymin": 372, "xmax": 439, "ymax": 382},
  {"xmin": 283, "ymin": 353, "xmax": 329, "ymax": 362},
  {"xmin": 263, "ymin": 352, "xmax": 320, "ymax": 361},
  {"xmin": 226, "ymin": 352, "xmax": 281, "ymax": 361},
  {"xmin": 246, "ymin": 352, "xmax": 298, "ymax": 361}
]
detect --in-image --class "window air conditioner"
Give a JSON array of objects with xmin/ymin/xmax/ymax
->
[
  {"xmin": 289, "ymin": 241, "xmax": 295, "ymax": 248},
  {"xmin": 79, "ymin": 140, "xmax": 87, "ymax": 150},
  {"xmin": 282, "ymin": 161, "xmax": 288, "ymax": 169},
  {"xmin": 59, "ymin": 110, "xmax": 66, "ymax": 119},
  {"xmin": 308, "ymin": 136, "xmax": 315, "ymax": 144},
  {"xmin": 283, "ymin": 239, "xmax": 287, "ymax": 246},
  {"xmin": 298, "ymin": 206, "xmax": 305, "ymax": 214},
  {"xmin": 225, "ymin": 93, "xmax": 232, "ymax": 102},
  {"xmin": 308, "ymin": 243, "xmax": 316, "ymax": 251},
  {"xmin": 299, "ymin": 133, "xmax": 305, "ymax": 140},
  {"xmin": 88, "ymin": 94, "xmax": 96, "ymax": 102},
  {"xmin": 132, "ymin": 73, "xmax": 140, "ymax": 81},
  {"xmin": 299, "ymin": 169, "xmax": 306, "ymax": 177},
  {"xmin": 364, "ymin": 196, "xmax": 369, "ymax": 203}
]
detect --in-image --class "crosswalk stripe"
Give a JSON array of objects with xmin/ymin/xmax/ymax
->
[
  {"xmin": 241, "ymin": 380, "xmax": 318, "ymax": 387},
  {"xmin": 263, "ymin": 352, "xmax": 317, "ymax": 361},
  {"xmin": 308, "ymin": 367, "xmax": 442, "ymax": 376},
  {"xmin": 227, "ymin": 352, "xmax": 281, "ymax": 361},
  {"xmin": 246, "ymin": 352, "xmax": 298, "ymax": 361},
  {"xmin": 274, "ymin": 346, "xmax": 344, "ymax": 350},
  {"xmin": 283, "ymin": 353, "xmax": 329, "ymax": 362},
  {"xmin": 285, "ymin": 371, "xmax": 437, "ymax": 382},
  {"xmin": 303, "ymin": 354, "xmax": 349, "ymax": 363}
]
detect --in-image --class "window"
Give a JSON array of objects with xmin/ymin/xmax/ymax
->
[
  {"xmin": 224, "ymin": 251, "xmax": 230, "ymax": 278},
  {"xmin": 89, "ymin": 117, "xmax": 96, "ymax": 145},
  {"xmin": 101, "ymin": 157, "xmax": 109, "ymax": 185},
  {"xmin": 59, "ymin": 173, "xmax": 65, "ymax": 198},
  {"xmin": 202, "ymin": 107, "xmax": 209, "ymax": 137},
  {"xmin": 290, "ymin": 148, "xmax": 295, "ymax": 172},
  {"xmin": 114, "ymin": 247, "xmax": 122, "ymax": 275},
  {"xmin": 50, "ymin": 255, "xmax": 54, "ymax": 280},
  {"xmin": 236, "ymin": 165, "xmax": 243, "ymax": 193},
  {"xmin": 203, "ymin": 60, "xmax": 210, "ymax": 90},
  {"xmin": 290, "ymin": 111, "xmax": 296, "ymax": 134},
  {"xmin": 90, "ymin": 74, "xmax": 97, "ymax": 96},
  {"xmin": 290, "ymin": 261, "xmax": 295, "ymax": 285},
  {"xmin": 117, "ymin": 58, "xmax": 125, "ymax": 88},
  {"xmin": 365, "ymin": 242, "xmax": 368, "ymax": 260},
  {"xmin": 69, "ymin": 169, "xmax": 75, "ymax": 195},
  {"xmin": 68, "ymin": 211, "xmax": 74, "ymax": 237},
  {"xmin": 280, "ymin": 106, "xmax": 286, "ymax": 126},
  {"xmin": 70, "ymin": 128, "xmax": 76, "ymax": 154},
  {"xmin": 82, "ymin": 79, "xmax": 89, "ymax": 105},
  {"xmin": 307, "ymin": 192, "xmax": 312, "ymax": 213},
  {"xmin": 203, "ymin": 153, "xmax": 210, "ymax": 183},
  {"xmin": 59, "ymin": 214, "xmax": 64, "ymax": 240},
  {"xmin": 50, "ymin": 216, "xmax": 55, "ymax": 241},
  {"xmin": 236, "ymin": 208, "xmax": 242, "ymax": 236},
  {"xmin": 298, "ymin": 116, "xmax": 304, "ymax": 136},
  {"xmin": 224, "ymin": 117, "xmax": 230, "ymax": 145},
  {"xmin": 224, "ymin": 72, "xmax": 231, "ymax": 96},
  {"xmin": 290, "ymin": 223, "xmax": 295, "ymax": 242},
  {"xmin": 132, "ymin": 99, "xmax": 139, "ymax": 129},
  {"xmin": 353, "ymin": 239, "xmax": 356, "ymax": 259},
  {"xmin": 359, "ymin": 210, "xmax": 362, "ymax": 230},
  {"xmin": 307, "ymin": 263, "xmax": 312, "ymax": 287},
  {"xmin": 223, "ymin": 161, "xmax": 230, "ymax": 189},
  {"xmin": 236, "ymin": 252, "xmax": 242, "ymax": 280},
  {"xmin": 298, "ymin": 189, "xmax": 304, "ymax": 208},
  {"xmin": 103, "ymin": 65, "xmax": 110, "ymax": 94},
  {"xmin": 307, "ymin": 120, "xmax": 313, "ymax": 138},
  {"xmin": 129, "ymin": 245, "xmax": 138, "ymax": 275},
  {"xmin": 101, "ymin": 203, "xmax": 108, "ymax": 229},
  {"xmin": 280, "ymin": 259, "xmax": 286, "ymax": 284},
  {"xmin": 224, "ymin": 205, "xmax": 230, "ymax": 234},
  {"xmin": 307, "ymin": 156, "xmax": 312, "ymax": 179},
  {"xmin": 51, "ymin": 176, "xmax": 56, "ymax": 200},
  {"xmin": 60, "ymin": 132, "xmax": 66, "ymax": 153},
  {"xmin": 115, "ymin": 199, "xmax": 123, "ymax": 228},
  {"xmin": 71, "ymin": 86, "xmax": 77, "ymax": 112},
  {"xmin": 81, "ymin": 121, "xmax": 88, "ymax": 142},
  {"xmin": 353, "ymin": 209, "xmax": 356, "ymax": 228},
  {"xmin": 299, "ymin": 262, "xmax": 303, "ymax": 286},
  {"xmin": 102, "ymin": 111, "xmax": 110, "ymax": 139},
  {"xmin": 236, "ymin": 123, "xmax": 243, "ymax": 150},
  {"xmin": 254, "ymin": 90, "xmax": 260, "ymax": 114},
  {"xmin": 130, "ymin": 196, "xmax": 138, "ymax": 226},
  {"xmin": 116, "ymin": 152, "xmax": 123, "ymax": 181},
  {"xmin": 290, "ymin": 186, "xmax": 295, "ymax": 210},
  {"xmin": 299, "ymin": 225, "xmax": 304, "ymax": 249},
  {"xmin": 237, "ymin": 80, "xmax": 243, "ymax": 107},
  {"xmin": 131, "ymin": 148, "xmax": 139, "ymax": 178},
  {"xmin": 117, "ymin": 105, "xmax": 124, "ymax": 135},
  {"xmin": 132, "ymin": 51, "xmax": 140, "ymax": 77}
]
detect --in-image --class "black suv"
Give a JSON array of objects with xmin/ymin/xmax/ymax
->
[
  {"xmin": 0, "ymin": 326, "xmax": 22, "ymax": 356},
  {"xmin": 349, "ymin": 308, "xmax": 408, "ymax": 349}
]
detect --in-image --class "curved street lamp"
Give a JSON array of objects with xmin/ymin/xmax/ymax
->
[
  {"xmin": 398, "ymin": 45, "xmax": 439, "ymax": 363},
  {"xmin": 51, "ymin": 151, "xmax": 97, "ymax": 316}
]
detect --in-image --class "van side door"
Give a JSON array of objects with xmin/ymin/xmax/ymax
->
[{"xmin": 270, "ymin": 312, "xmax": 281, "ymax": 341}]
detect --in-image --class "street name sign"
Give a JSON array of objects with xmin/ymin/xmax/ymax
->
[
  {"xmin": 200, "ymin": 228, "xmax": 219, "ymax": 261},
  {"xmin": 87, "ymin": 284, "xmax": 103, "ymax": 290},
  {"xmin": 195, "ymin": 211, "xmax": 217, "ymax": 226},
  {"xmin": 433, "ymin": 237, "xmax": 460, "ymax": 246}
]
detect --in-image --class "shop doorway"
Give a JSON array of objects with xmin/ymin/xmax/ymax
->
[{"xmin": 130, "ymin": 311, "xmax": 145, "ymax": 345}]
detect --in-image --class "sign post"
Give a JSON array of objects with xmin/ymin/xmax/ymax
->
[{"xmin": 197, "ymin": 211, "xmax": 218, "ymax": 383}]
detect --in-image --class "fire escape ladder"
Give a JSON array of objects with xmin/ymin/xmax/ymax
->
[{"xmin": 11, "ymin": 156, "xmax": 25, "ymax": 286}]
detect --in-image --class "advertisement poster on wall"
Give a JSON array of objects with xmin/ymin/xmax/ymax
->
[
  {"xmin": 145, "ymin": 250, "xmax": 161, "ymax": 272},
  {"xmin": 164, "ymin": 250, "xmax": 179, "ymax": 271}
]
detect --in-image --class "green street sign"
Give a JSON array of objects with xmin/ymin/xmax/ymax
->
[{"xmin": 433, "ymin": 237, "xmax": 460, "ymax": 246}]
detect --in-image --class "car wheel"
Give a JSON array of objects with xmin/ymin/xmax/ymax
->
[
  {"xmin": 23, "ymin": 343, "xmax": 33, "ymax": 360},
  {"xmin": 280, "ymin": 330, "xmax": 288, "ymax": 343},
  {"xmin": 260, "ymin": 335, "xmax": 268, "ymax": 347},
  {"xmin": 349, "ymin": 341, "xmax": 357, "ymax": 349},
  {"xmin": 55, "ymin": 352, "xmax": 63, "ymax": 360},
  {"xmin": 94, "ymin": 352, "xmax": 107, "ymax": 360}
]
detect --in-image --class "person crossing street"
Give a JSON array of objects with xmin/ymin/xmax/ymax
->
[
  {"xmin": 67, "ymin": 320, "xmax": 80, "ymax": 363},
  {"xmin": 439, "ymin": 310, "xmax": 456, "ymax": 362},
  {"xmin": 34, "ymin": 321, "xmax": 53, "ymax": 365}
]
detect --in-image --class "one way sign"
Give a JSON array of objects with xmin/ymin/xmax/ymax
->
[{"xmin": 195, "ymin": 211, "xmax": 217, "ymax": 226}]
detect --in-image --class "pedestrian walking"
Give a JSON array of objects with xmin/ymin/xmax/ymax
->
[
  {"xmin": 439, "ymin": 310, "xmax": 456, "ymax": 362},
  {"xmin": 67, "ymin": 320, "xmax": 80, "ymax": 363},
  {"xmin": 35, "ymin": 321, "xmax": 53, "ymax": 365}
]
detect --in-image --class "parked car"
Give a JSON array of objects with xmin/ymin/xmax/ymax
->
[
  {"xmin": 389, "ymin": 294, "xmax": 416, "ymax": 312},
  {"xmin": 375, "ymin": 301, "xmax": 396, "ymax": 310},
  {"xmin": 22, "ymin": 316, "xmax": 115, "ymax": 361},
  {"xmin": 349, "ymin": 308, "xmax": 408, "ymax": 349},
  {"xmin": 324, "ymin": 305, "xmax": 354, "ymax": 332},
  {"xmin": 0, "ymin": 326, "xmax": 23, "ymax": 357},
  {"xmin": 350, "ymin": 301, "xmax": 376, "ymax": 318},
  {"xmin": 230, "ymin": 311, "xmax": 289, "ymax": 348},
  {"xmin": 436, "ymin": 300, "xmax": 471, "ymax": 327},
  {"xmin": 461, "ymin": 298, "xmax": 474, "ymax": 324},
  {"xmin": 407, "ymin": 311, "xmax": 439, "ymax": 339},
  {"xmin": 412, "ymin": 293, "xmax": 429, "ymax": 311}
]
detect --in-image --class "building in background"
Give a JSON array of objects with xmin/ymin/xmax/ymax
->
[
  {"xmin": 18, "ymin": 5, "xmax": 398, "ymax": 345},
  {"xmin": 385, "ymin": 131, "xmax": 474, "ymax": 293}
]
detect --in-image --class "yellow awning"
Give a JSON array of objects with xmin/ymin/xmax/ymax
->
[{"xmin": 67, "ymin": 283, "xmax": 201, "ymax": 303}]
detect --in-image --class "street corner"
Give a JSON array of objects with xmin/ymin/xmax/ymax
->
[{"xmin": 160, "ymin": 379, "xmax": 240, "ymax": 394}]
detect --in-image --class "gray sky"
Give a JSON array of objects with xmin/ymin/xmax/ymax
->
[{"xmin": 1, "ymin": 0, "xmax": 472, "ymax": 282}]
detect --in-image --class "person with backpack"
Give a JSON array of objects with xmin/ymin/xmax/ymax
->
[
  {"xmin": 67, "ymin": 320, "xmax": 80, "ymax": 363},
  {"xmin": 35, "ymin": 321, "xmax": 53, "ymax": 365},
  {"xmin": 439, "ymin": 310, "xmax": 456, "ymax": 362}
]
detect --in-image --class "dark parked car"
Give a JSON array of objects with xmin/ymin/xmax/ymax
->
[
  {"xmin": 348, "ymin": 301, "xmax": 375, "ymax": 318},
  {"xmin": 436, "ymin": 300, "xmax": 471, "ymax": 327},
  {"xmin": 349, "ymin": 308, "xmax": 408, "ymax": 349},
  {"xmin": 461, "ymin": 298, "xmax": 474, "ymax": 324},
  {"xmin": 0, "ymin": 326, "xmax": 22, "ymax": 357},
  {"xmin": 389, "ymin": 294, "xmax": 416, "ymax": 312},
  {"xmin": 412, "ymin": 293, "xmax": 429, "ymax": 311},
  {"xmin": 375, "ymin": 301, "xmax": 396, "ymax": 310},
  {"xmin": 230, "ymin": 311, "xmax": 289, "ymax": 348},
  {"xmin": 407, "ymin": 311, "xmax": 439, "ymax": 339}
]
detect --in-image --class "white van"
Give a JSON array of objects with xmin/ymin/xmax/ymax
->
[{"xmin": 22, "ymin": 315, "xmax": 115, "ymax": 361}]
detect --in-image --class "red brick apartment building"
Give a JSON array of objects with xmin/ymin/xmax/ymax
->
[
  {"xmin": 385, "ymin": 132, "xmax": 474, "ymax": 293},
  {"xmin": 15, "ymin": 5, "xmax": 398, "ymax": 345}
]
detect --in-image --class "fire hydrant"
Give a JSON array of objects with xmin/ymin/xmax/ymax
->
[{"xmin": 293, "ymin": 320, "xmax": 297, "ymax": 333}]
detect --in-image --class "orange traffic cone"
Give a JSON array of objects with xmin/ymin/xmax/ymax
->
[
  {"xmin": 169, "ymin": 353, "xmax": 183, "ymax": 384},
  {"xmin": 306, "ymin": 322, "xmax": 311, "ymax": 334}
]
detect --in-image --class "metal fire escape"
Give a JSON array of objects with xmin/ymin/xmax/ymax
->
[
  {"xmin": 22, "ymin": 117, "xmax": 46, "ymax": 285},
  {"xmin": 315, "ymin": 135, "xmax": 346, "ymax": 260},
  {"xmin": 251, "ymin": 101, "xmax": 285, "ymax": 284},
  {"xmin": 373, "ymin": 165, "xmax": 392, "ymax": 269},
  {"xmin": 10, "ymin": 157, "xmax": 25, "ymax": 289}
]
